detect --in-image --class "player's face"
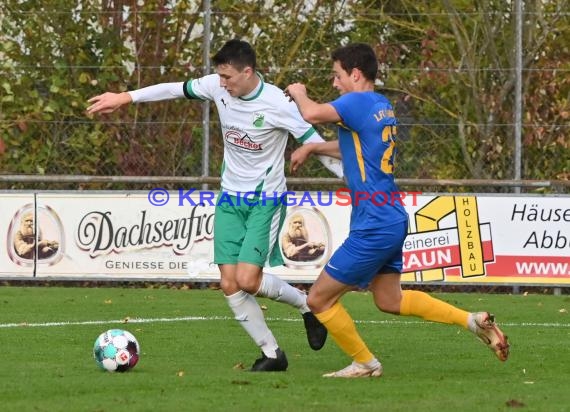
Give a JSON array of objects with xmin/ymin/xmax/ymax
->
[
  {"xmin": 216, "ymin": 64, "xmax": 253, "ymax": 97},
  {"xmin": 331, "ymin": 61, "xmax": 353, "ymax": 95}
]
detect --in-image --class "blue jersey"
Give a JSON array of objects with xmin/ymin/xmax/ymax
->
[{"xmin": 330, "ymin": 92, "xmax": 408, "ymax": 231}]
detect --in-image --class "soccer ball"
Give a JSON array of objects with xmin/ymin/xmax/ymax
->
[{"xmin": 93, "ymin": 329, "xmax": 140, "ymax": 372}]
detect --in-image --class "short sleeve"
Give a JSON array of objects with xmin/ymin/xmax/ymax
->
[
  {"xmin": 183, "ymin": 74, "xmax": 220, "ymax": 101},
  {"xmin": 272, "ymin": 94, "xmax": 317, "ymax": 143},
  {"xmin": 330, "ymin": 93, "xmax": 361, "ymax": 131}
]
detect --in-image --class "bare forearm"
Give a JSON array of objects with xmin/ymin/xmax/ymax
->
[
  {"xmin": 285, "ymin": 82, "xmax": 341, "ymax": 124},
  {"xmin": 292, "ymin": 94, "xmax": 324, "ymax": 124},
  {"xmin": 305, "ymin": 141, "xmax": 341, "ymax": 159},
  {"xmin": 290, "ymin": 140, "xmax": 342, "ymax": 174}
]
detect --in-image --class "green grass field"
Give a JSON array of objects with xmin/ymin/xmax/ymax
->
[{"xmin": 0, "ymin": 286, "xmax": 568, "ymax": 412}]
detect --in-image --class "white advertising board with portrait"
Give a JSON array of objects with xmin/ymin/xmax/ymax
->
[{"xmin": 0, "ymin": 191, "xmax": 569, "ymax": 285}]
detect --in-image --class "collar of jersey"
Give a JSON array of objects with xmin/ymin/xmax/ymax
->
[{"xmin": 239, "ymin": 72, "xmax": 264, "ymax": 101}]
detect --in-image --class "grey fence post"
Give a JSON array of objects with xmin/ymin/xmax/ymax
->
[
  {"xmin": 201, "ymin": 0, "xmax": 212, "ymax": 191},
  {"xmin": 514, "ymin": 0, "xmax": 523, "ymax": 194}
]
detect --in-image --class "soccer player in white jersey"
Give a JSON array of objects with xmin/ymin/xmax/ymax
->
[{"xmin": 87, "ymin": 39, "xmax": 342, "ymax": 372}]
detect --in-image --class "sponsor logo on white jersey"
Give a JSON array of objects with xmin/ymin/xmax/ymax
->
[{"xmin": 224, "ymin": 130, "xmax": 263, "ymax": 152}]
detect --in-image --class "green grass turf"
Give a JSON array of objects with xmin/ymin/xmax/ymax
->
[{"xmin": 0, "ymin": 286, "xmax": 568, "ymax": 412}]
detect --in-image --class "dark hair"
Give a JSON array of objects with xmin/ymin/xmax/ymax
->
[
  {"xmin": 212, "ymin": 39, "xmax": 256, "ymax": 71},
  {"xmin": 331, "ymin": 43, "xmax": 378, "ymax": 81}
]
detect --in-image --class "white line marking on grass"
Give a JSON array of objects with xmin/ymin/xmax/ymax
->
[
  {"xmin": 0, "ymin": 316, "xmax": 568, "ymax": 329},
  {"xmin": 0, "ymin": 316, "xmax": 233, "ymax": 329}
]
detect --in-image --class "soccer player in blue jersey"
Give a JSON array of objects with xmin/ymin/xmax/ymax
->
[{"xmin": 285, "ymin": 43, "xmax": 509, "ymax": 378}]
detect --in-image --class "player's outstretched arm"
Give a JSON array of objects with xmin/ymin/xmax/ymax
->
[{"xmin": 87, "ymin": 82, "xmax": 186, "ymax": 115}]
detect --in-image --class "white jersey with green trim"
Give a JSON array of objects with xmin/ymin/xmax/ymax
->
[{"xmin": 183, "ymin": 74, "xmax": 317, "ymax": 196}]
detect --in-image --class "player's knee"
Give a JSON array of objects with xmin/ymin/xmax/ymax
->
[
  {"xmin": 306, "ymin": 293, "xmax": 325, "ymax": 313},
  {"xmin": 235, "ymin": 272, "xmax": 259, "ymax": 294},
  {"xmin": 374, "ymin": 296, "xmax": 400, "ymax": 315},
  {"xmin": 220, "ymin": 277, "xmax": 238, "ymax": 295}
]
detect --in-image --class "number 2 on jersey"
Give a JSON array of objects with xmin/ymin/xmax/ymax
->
[{"xmin": 381, "ymin": 125, "xmax": 397, "ymax": 174}]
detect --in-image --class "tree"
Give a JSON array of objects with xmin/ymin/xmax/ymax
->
[
  {"xmin": 1, "ymin": 0, "xmax": 567, "ymax": 189},
  {"xmin": 346, "ymin": 0, "xmax": 569, "ymax": 183}
]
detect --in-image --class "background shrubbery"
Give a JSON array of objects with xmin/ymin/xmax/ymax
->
[{"xmin": 1, "ymin": 1, "xmax": 568, "ymax": 190}]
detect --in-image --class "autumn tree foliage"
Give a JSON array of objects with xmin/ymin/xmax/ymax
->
[{"xmin": 0, "ymin": 0, "xmax": 567, "ymax": 188}]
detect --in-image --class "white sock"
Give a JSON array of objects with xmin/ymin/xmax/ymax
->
[
  {"xmin": 226, "ymin": 290, "xmax": 279, "ymax": 358},
  {"xmin": 257, "ymin": 273, "xmax": 310, "ymax": 314}
]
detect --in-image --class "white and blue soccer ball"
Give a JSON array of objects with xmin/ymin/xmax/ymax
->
[{"xmin": 93, "ymin": 329, "xmax": 140, "ymax": 372}]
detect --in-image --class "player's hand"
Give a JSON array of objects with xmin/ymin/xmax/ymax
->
[
  {"xmin": 86, "ymin": 92, "xmax": 132, "ymax": 115},
  {"xmin": 284, "ymin": 83, "xmax": 307, "ymax": 102},
  {"xmin": 290, "ymin": 143, "xmax": 314, "ymax": 174}
]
